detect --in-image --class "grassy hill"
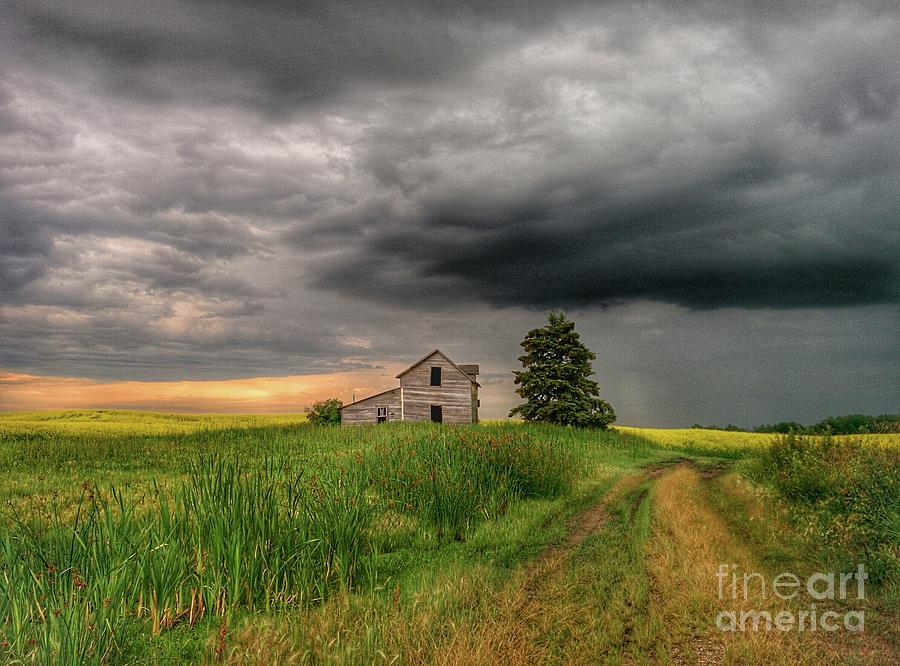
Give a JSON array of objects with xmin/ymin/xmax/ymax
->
[{"xmin": 0, "ymin": 411, "xmax": 896, "ymax": 663}]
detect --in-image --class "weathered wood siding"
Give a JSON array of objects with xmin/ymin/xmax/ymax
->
[
  {"xmin": 340, "ymin": 388, "xmax": 402, "ymax": 426},
  {"xmin": 400, "ymin": 352, "xmax": 475, "ymax": 424}
]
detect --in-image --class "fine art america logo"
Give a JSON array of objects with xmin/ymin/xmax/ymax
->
[{"xmin": 716, "ymin": 563, "xmax": 867, "ymax": 632}]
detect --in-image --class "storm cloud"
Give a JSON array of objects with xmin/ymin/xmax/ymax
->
[
  {"xmin": 292, "ymin": 1, "xmax": 900, "ymax": 309},
  {"xmin": 1, "ymin": 0, "xmax": 898, "ymax": 423}
]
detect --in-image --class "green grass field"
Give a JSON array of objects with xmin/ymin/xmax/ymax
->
[{"xmin": 0, "ymin": 411, "xmax": 897, "ymax": 664}]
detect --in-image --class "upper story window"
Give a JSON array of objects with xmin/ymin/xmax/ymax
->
[{"xmin": 430, "ymin": 366, "xmax": 442, "ymax": 386}]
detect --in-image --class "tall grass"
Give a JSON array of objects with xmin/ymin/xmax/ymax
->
[
  {"xmin": 750, "ymin": 434, "xmax": 900, "ymax": 585},
  {"xmin": 370, "ymin": 426, "xmax": 577, "ymax": 540},
  {"xmin": 0, "ymin": 457, "xmax": 376, "ymax": 664},
  {"xmin": 0, "ymin": 424, "xmax": 591, "ymax": 663}
]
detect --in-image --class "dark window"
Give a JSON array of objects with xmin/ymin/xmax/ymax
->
[
  {"xmin": 430, "ymin": 405, "xmax": 442, "ymax": 423},
  {"xmin": 430, "ymin": 366, "xmax": 441, "ymax": 386},
  {"xmin": 376, "ymin": 406, "xmax": 387, "ymax": 423}
]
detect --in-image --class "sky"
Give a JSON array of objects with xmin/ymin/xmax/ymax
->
[{"xmin": 0, "ymin": 0, "xmax": 898, "ymax": 425}]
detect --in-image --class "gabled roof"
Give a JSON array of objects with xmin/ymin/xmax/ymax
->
[
  {"xmin": 337, "ymin": 386, "xmax": 401, "ymax": 410},
  {"xmin": 395, "ymin": 348, "xmax": 479, "ymax": 386}
]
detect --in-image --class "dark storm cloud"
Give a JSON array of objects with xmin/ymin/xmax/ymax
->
[
  {"xmin": 0, "ymin": 215, "xmax": 53, "ymax": 296},
  {"xmin": 5, "ymin": 1, "xmax": 899, "ymax": 311},
  {"xmin": 285, "ymin": 0, "xmax": 900, "ymax": 309},
  {"xmin": 3, "ymin": 0, "xmax": 568, "ymax": 114}
]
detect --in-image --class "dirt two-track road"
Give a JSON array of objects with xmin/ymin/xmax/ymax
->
[{"xmin": 436, "ymin": 461, "xmax": 898, "ymax": 666}]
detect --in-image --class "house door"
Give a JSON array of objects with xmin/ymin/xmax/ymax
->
[
  {"xmin": 430, "ymin": 405, "xmax": 442, "ymax": 423},
  {"xmin": 376, "ymin": 406, "xmax": 387, "ymax": 423}
]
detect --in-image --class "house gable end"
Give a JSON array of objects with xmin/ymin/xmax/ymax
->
[{"xmin": 395, "ymin": 349, "xmax": 478, "ymax": 386}]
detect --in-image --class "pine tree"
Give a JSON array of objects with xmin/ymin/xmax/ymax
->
[{"xmin": 509, "ymin": 312, "xmax": 616, "ymax": 428}]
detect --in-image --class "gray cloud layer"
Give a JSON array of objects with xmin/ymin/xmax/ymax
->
[
  {"xmin": 1, "ymin": 1, "xmax": 898, "ymax": 422},
  {"xmin": 294, "ymin": 1, "xmax": 900, "ymax": 309}
]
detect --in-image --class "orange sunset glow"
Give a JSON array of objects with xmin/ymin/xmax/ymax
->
[{"xmin": 0, "ymin": 367, "xmax": 406, "ymax": 413}]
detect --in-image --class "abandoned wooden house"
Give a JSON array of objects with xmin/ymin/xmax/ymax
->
[{"xmin": 339, "ymin": 349, "xmax": 480, "ymax": 425}]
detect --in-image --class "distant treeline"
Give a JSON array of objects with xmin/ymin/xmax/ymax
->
[{"xmin": 692, "ymin": 414, "xmax": 900, "ymax": 435}]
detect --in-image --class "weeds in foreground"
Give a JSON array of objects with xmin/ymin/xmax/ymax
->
[
  {"xmin": 371, "ymin": 428, "xmax": 576, "ymax": 540},
  {"xmin": 0, "ymin": 458, "xmax": 375, "ymax": 663},
  {"xmin": 0, "ymin": 426, "xmax": 579, "ymax": 663},
  {"xmin": 749, "ymin": 435, "xmax": 900, "ymax": 586}
]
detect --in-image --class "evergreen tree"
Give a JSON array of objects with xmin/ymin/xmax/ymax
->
[{"xmin": 509, "ymin": 312, "xmax": 616, "ymax": 428}]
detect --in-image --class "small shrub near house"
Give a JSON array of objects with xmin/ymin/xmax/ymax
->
[{"xmin": 306, "ymin": 398, "xmax": 343, "ymax": 425}]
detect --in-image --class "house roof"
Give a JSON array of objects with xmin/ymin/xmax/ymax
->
[
  {"xmin": 337, "ymin": 386, "xmax": 401, "ymax": 410},
  {"xmin": 395, "ymin": 348, "xmax": 480, "ymax": 386}
]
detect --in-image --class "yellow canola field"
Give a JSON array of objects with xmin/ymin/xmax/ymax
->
[
  {"xmin": 0, "ymin": 410, "xmax": 305, "ymax": 435},
  {"xmin": 617, "ymin": 426, "xmax": 899, "ymax": 449}
]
